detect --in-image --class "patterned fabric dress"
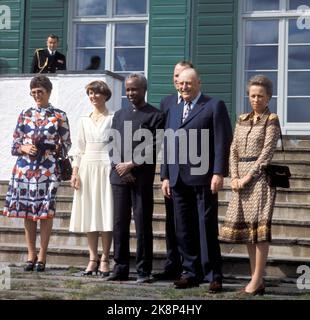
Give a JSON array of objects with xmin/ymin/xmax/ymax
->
[
  {"xmin": 219, "ymin": 109, "xmax": 280, "ymax": 243},
  {"xmin": 2, "ymin": 104, "xmax": 71, "ymax": 220}
]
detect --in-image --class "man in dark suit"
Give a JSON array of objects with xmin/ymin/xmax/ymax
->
[
  {"xmin": 161, "ymin": 68, "xmax": 232, "ymax": 292},
  {"xmin": 107, "ymin": 73, "xmax": 164, "ymax": 283},
  {"xmin": 153, "ymin": 60, "xmax": 193, "ymax": 281},
  {"xmin": 31, "ymin": 34, "xmax": 66, "ymax": 73}
]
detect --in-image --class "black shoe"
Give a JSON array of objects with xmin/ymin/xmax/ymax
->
[
  {"xmin": 24, "ymin": 260, "xmax": 36, "ymax": 272},
  {"xmin": 152, "ymin": 271, "xmax": 180, "ymax": 281},
  {"xmin": 136, "ymin": 275, "xmax": 151, "ymax": 284},
  {"xmin": 106, "ymin": 273, "xmax": 129, "ymax": 281},
  {"xmin": 81, "ymin": 259, "xmax": 99, "ymax": 276},
  {"xmin": 174, "ymin": 276, "xmax": 200, "ymax": 289},
  {"xmin": 35, "ymin": 261, "xmax": 46, "ymax": 272},
  {"xmin": 98, "ymin": 259, "xmax": 110, "ymax": 278}
]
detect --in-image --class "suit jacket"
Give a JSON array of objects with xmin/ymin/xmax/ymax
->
[
  {"xmin": 31, "ymin": 49, "xmax": 66, "ymax": 73},
  {"xmin": 110, "ymin": 103, "xmax": 165, "ymax": 186},
  {"xmin": 161, "ymin": 93, "xmax": 233, "ymax": 187},
  {"xmin": 160, "ymin": 93, "xmax": 179, "ymax": 115}
]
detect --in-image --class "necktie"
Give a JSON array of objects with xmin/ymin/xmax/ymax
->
[{"xmin": 182, "ymin": 101, "xmax": 192, "ymax": 123}]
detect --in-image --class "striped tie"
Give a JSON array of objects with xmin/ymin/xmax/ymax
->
[{"xmin": 182, "ymin": 101, "xmax": 192, "ymax": 123}]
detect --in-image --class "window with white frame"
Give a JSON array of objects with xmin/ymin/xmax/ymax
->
[
  {"xmin": 238, "ymin": 0, "xmax": 310, "ymax": 131},
  {"xmin": 70, "ymin": 0, "xmax": 148, "ymax": 107}
]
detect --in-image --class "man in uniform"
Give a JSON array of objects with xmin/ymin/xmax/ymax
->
[{"xmin": 31, "ymin": 34, "xmax": 66, "ymax": 73}]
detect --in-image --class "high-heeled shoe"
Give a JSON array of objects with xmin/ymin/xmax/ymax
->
[
  {"xmin": 24, "ymin": 257, "xmax": 38, "ymax": 272},
  {"xmin": 98, "ymin": 259, "xmax": 110, "ymax": 278},
  {"xmin": 237, "ymin": 283, "xmax": 265, "ymax": 296},
  {"xmin": 81, "ymin": 259, "xmax": 99, "ymax": 276},
  {"xmin": 35, "ymin": 261, "xmax": 46, "ymax": 272}
]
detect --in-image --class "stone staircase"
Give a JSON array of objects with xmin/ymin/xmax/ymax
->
[{"xmin": 0, "ymin": 136, "xmax": 310, "ymax": 279}]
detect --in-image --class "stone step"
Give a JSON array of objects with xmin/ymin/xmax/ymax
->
[
  {"xmin": 220, "ymin": 187, "xmax": 310, "ymax": 203},
  {"xmin": 273, "ymin": 148, "xmax": 310, "ymax": 161},
  {"xmin": 282, "ymin": 137, "xmax": 310, "ymax": 149},
  {"xmin": 220, "ymin": 238, "xmax": 310, "ymax": 259},
  {"xmin": 153, "ymin": 198, "xmax": 310, "ymax": 221},
  {"xmin": 1, "ymin": 225, "xmax": 309, "ymax": 259},
  {"xmin": 0, "ymin": 243, "xmax": 309, "ymax": 280},
  {"xmin": 218, "ymin": 200, "xmax": 310, "ymax": 221},
  {"xmin": 1, "ymin": 212, "xmax": 309, "ymax": 241}
]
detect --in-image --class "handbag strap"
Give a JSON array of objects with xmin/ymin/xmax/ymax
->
[{"xmin": 263, "ymin": 112, "xmax": 285, "ymax": 157}]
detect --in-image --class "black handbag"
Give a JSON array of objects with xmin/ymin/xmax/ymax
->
[
  {"xmin": 264, "ymin": 123, "xmax": 291, "ymax": 188},
  {"xmin": 265, "ymin": 164, "xmax": 291, "ymax": 188},
  {"xmin": 58, "ymin": 156, "xmax": 72, "ymax": 181}
]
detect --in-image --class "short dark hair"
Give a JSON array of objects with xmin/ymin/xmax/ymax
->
[
  {"xmin": 47, "ymin": 34, "xmax": 59, "ymax": 41},
  {"xmin": 246, "ymin": 75, "xmax": 273, "ymax": 98},
  {"xmin": 176, "ymin": 60, "xmax": 194, "ymax": 68},
  {"xmin": 30, "ymin": 75, "xmax": 53, "ymax": 92},
  {"xmin": 125, "ymin": 73, "xmax": 147, "ymax": 91},
  {"xmin": 85, "ymin": 80, "xmax": 112, "ymax": 101}
]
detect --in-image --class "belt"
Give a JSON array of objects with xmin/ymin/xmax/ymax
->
[{"xmin": 239, "ymin": 156, "xmax": 258, "ymax": 162}]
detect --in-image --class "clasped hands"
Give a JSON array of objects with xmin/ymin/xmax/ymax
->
[
  {"xmin": 115, "ymin": 162, "xmax": 136, "ymax": 183},
  {"xmin": 231, "ymin": 174, "xmax": 252, "ymax": 191},
  {"xmin": 21, "ymin": 144, "xmax": 38, "ymax": 156}
]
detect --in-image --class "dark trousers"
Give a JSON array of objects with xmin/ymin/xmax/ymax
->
[
  {"xmin": 111, "ymin": 183, "xmax": 154, "ymax": 277},
  {"xmin": 172, "ymin": 178, "xmax": 222, "ymax": 282},
  {"xmin": 163, "ymin": 196, "xmax": 182, "ymax": 275}
]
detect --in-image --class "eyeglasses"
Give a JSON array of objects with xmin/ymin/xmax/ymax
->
[{"xmin": 30, "ymin": 89, "xmax": 46, "ymax": 96}]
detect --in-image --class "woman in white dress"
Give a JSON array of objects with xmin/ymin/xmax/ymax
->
[{"xmin": 69, "ymin": 80, "xmax": 113, "ymax": 277}]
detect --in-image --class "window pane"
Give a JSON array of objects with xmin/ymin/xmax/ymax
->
[
  {"xmin": 289, "ymin": 0, "xmax": 310, "ymax": 10},
  {"xmin": 244, "ymin": 97, "xmax": 277, "ymax": 114},
  {"xmin": 288, "ymin": 45, "xmax": 310, "ymax": 69},
  {"xmin": 115, "ymin": 24, "xmax": 146, "ymax": 46},
  {"xmin": 245, "ymin": 46, "xmax": 278, "ymax": 69},
  {"xmin": 115, "ymin": 0, "xmax": 147, "ymax": 15},
  {"xmin": 76, "ymin": 49, "xmax": 105, "ymax": 70},
  {"xmin": 246, "ymin": 0, "xmax": 279, "ymax": 11},
  {"xmin": 288, "ymin": 72, "xmax": 310, "ymax": 96},
  {"xmin": 76, "ymin": 0, "xmax": 107, "ymax": 16},
  {"xmin": 289, "ymin": 19, "xmax": 310, "ymax": 43},
  {"xmin": 114, "ymin": 48, "xmax": 145, "ymax": 71},
  {"xmin": 245, "ymin": 71, "xmax": 278, "ymax": 95},
  {"xmin": 287, "ymin": 98, "xmax": 310, "ymax": 122},
  {"xmin": 76, "ymin": 24, "xmax": 106, "ymax": 47},
  {"xmin": 246, "ymin": 20, "xmax": 278, "ymax": 44}
]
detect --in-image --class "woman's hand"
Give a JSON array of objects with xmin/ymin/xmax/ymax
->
[
  {"xmin": 231, "ymin": 175, "xmax": 252, "ymax": 191},
  {"xmin": 70, "ymin": 174, "xmax": 80, "ymax": 190},
  {"xmin": 21, "ymin": 144, "xmax": 38, "ymax": 156},
  {"xmin": 231, "ymin": 178, "xmax": 239, "ymax": 191}
]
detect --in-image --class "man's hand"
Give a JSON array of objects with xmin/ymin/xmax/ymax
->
[
  {"xmin": 116, "ymin": 162, "xmax": 135, "ymax": 177},
  {"xmin": 120, "ymin": 172, "xmax": 136, "ymax": 183},
  {"xmin": 211, "ymin": 174, "xmax": 224, "ymax": 194},
  {"xmin": 161, "ymin": 179, "xmax": 171, "ymax": 198}
]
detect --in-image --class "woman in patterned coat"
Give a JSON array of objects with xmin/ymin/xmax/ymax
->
[
  {"xmin": 2, "ymin": 75, "xmax": 71, "ymax": 272},
  {"xmin": 219, "ymin": 75, "xmax": 280, "ymax": 295}
]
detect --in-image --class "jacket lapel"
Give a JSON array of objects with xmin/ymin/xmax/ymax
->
[{"xmin": 180, "ymin": 95, "xmax": 209, "ymax": 127}]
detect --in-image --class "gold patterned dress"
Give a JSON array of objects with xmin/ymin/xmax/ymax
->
[{"xmin": 219, "ymin": 110, "xmax": 280, "ymax": 243}]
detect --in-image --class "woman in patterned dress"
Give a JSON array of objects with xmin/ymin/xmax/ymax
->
[
  {"xmin": 69, "ymin": 80, "xmax": 113, "ymax": 277},
  {"xmin": 219, "ymin": 75, "xmax": 280, "ymax": 295},
  {"xmin": 2, "ymin": 75, "xmax": 71, "ymax": 272}
]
